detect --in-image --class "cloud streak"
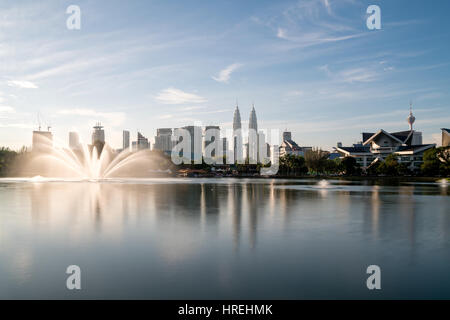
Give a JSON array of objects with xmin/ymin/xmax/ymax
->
[
  {"xmin": 7, "ymin": 80, "xmax": 38, "ymax": 89},
  {"xmin": 212, "ymin": 63, "xmax": 242, "ymax": 83},
  {"xmin": 155, "ymin": 88, "xmax": 207, "ymax": 104}
]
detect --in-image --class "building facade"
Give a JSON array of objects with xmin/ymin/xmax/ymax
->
[
  {"xmin": 442, "ymin": 128, "xmax": 450, "ymax": 147},
  {"xmin": 154, "ymin": 128, "xmax": 173, "ymax": 155},
  {"xmin": 32, "ymin": 129, "xmax": 53, "ymax": 152},
  {"xmin": 137, "ymin": 132, "xmax": 150, "ymax": 150},
  {"xmin": 69, "ymin": 132, "xmax": 80, "ymax": 150},
  {"xmin": 248, "ymin": 104, "xmax": 259, "ymax": 163},
  {"xmin": 203, "ymin": 126, "xmax": 220, "ymax": 161},
  {"xmin": 92, "ymin": 122, "xmax": 105, "ymax": 144},
  {"xmin": 279, "ymin": 131, "xmax": 311, "ymax": 157},
  {"xmin": 232, "ymin": 104, "xmax": 243, "ymax": 163},
  {"xmin": 335, "ymin": 108, "xmax": 435, "ymax": 172},
  {"xmin": 123, "ymin": 130, "xmax": 130, "ymax": 150}
]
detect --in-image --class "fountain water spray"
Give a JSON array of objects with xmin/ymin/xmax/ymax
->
[{"xmin": 17, "ymin": 135, "xmax": 173, "ymax": 180}]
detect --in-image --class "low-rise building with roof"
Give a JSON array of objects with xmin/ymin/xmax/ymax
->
[{"xmin": 335, "ymin": 107, "xmax": 435, "ymax": 172}]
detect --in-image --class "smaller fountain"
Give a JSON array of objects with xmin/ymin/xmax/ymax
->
[{"xmin": 317, "ymin": 179, "xmax": 330, "ymax": 188}]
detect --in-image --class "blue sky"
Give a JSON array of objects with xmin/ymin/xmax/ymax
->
[{"xmin": 0, "ymin": 0, "xmax": 449, "ymax": 150}]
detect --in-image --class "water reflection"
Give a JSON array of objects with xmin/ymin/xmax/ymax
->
[
  {"xmin": 23, "ymin": 179, "xmax": 450, "ymax": 254},
  {"xmin": 0, "ymin": 178, "xmax": 449, "ymax": 299}
]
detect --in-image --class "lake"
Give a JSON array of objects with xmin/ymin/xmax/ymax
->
[{"xmin": 0, "ymin": 177, "xmax": 449, "ymax": 299}]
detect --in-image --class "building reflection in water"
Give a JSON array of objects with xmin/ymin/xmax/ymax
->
[{"xmin": 24, "ymin": 179, "xmax": 450, "ymax": 262}]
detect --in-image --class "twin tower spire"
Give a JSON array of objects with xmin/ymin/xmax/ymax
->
[{"xmin": 233, "ymin": 102, "xmax": 257, "ymax": 133}]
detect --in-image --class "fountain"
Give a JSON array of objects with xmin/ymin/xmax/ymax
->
[
  {"xmin": 14, "ymin": 135, "xmax": 174, "ymax": 180},
  {"xmin": 317, "ymin": 179, "xmax": 330, "ymax": 188}
]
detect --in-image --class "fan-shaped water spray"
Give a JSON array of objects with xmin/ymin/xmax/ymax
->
[{"xmin": 16, "ymin": 136, "xmax": 174, "ymax": 179}]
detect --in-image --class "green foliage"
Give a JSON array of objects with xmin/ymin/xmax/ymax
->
[
  {"xmin": 304, "ymin": 148, "xmax": 330, "ymax": 174},
  {"xmin": 377, "ymin": 154, "xmax": 411, "ymax": 176},
  {"xmin": 421, "ymin": 147, "xmax": 450, "ymax": 176},
  {"xmin": 0, "ymin": 147, "xmax": 18, "ymax": 176},
  {"xmin": 340, "ymin": 156, "xmax": 361, "ymax": 175},
  {"xmin": 324, "ymin": 158, "xmax": 341, "ymax": 174},
  {"xmin": 366, "ymin": 161, "xmax": 380, "ymax": 176},
  {"xmin": 279, "ymin": 154, "xmax": 308, "ymax": 176},
  {"xmin": 437, "ymin": 147, "xmax": 450, "ymax": 176}
]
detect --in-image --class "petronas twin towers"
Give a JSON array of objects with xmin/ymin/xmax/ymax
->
[
  {"xmin": 233, "ymin": 103, "xmax": 257, "ymax": 133},
  {"xmin": 232, "ymin": 102, "xmax": 259, "ymax": 163}
]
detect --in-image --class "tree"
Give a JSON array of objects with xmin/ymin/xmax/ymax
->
[
  {"xmin": 377, "ymin": 154, "xmax": 406, "ymax": 176},
  {"xmin": 421, "ymin": 147, "xmax": 450, "ymax": 176},
  {"xmin": 304, "ymin": 148, "xmax": 329, "ymax": 174},
  {"xmin": 421, "ymin": 148, "xmax": 440, "ymax": 176},
  {"xmin": 437, "ymin": 147, "xmax": 450, "ymax": 176},
  {"xmin": 279, "ymin": 154, "xmax": 308, "ymax": 176},
  {"xmin": 366, "ymin": 160, "xmax": 380, "ymax": 176},
  {"xmin": 0, "ymin": 147, "xmax": 18, "ymax": 177},
  {"xmin": 323, "ymin": 159, "xmax": 341, "ymax": 175},
  {"xmin": 340, "ymin": 156, "xmax": 359, "ymax": 175}
]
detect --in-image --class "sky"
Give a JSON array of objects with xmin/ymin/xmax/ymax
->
[{"xmin": 0, "ymin": 0, "xmax": 449, "ymax": 151}]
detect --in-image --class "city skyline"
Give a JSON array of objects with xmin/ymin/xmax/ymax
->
[{"xmin": 0, "ymin": 0, "xmax": 449, "ymax": 150}]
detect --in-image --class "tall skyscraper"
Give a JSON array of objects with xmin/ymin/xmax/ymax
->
[
  {"xmin": 249, "ymin": 104, "xmax": 258, "ymax": 132},
  {"xmin": 69, "ymin": 132, "xmax": 80, "ymax": 150},
  {"xmin": 232, "ymin": 103, "xmax": 242, "ymax": 163},
  {"xmin": 91, "ymin": 122, "xmax": 105, "ymax": 155},
  {"xmin": 32, "ymin": 128, "xmax": 53, "ymax": 152},
  {"xmin": 154, "ymin": 128, "xmax": 173, "ymax": 155},
  {"xmin": 137, "ymin": 132, "xmax": 149, "ymax": 150},
  {"xmin": 182, "ymin": 126, "xmax": 202, "ymax": 162},
  {"xmin": 123, "ymin": 130, "xmax": 130, "ymax": 150},
  {"xmin": 92, "ymin": 122, "xmax": 105, "ymax": 144},
  {"xmin": 222, "ymin": 137, "xmax": 228, "ymax": 161},
  {"xmin": 203, "ymin": 125, "xmax": 220, "ymax": 160},
  {"xmin": 248, "ymin": 104, "xmax": 258, "ymax": 163}
]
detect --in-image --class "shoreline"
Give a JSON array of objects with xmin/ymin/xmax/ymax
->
[{"xmin": 0, "ymin": 174, "xmax": 447, "ymax": 182}]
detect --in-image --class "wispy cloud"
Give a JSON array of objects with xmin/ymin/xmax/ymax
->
[
  {"xmin": 263, "ymin": 0, "xmax": 370, "ymax": 50},
  {"xmin": 7, "ymin": 80, "xmax": 38, "ymax": 89},
  {"xmin": 155, "ymin": 88, "xmax": 207, "ymax": 104},
  {"xmin": 319, "ymin": 65, "xmax": 380, "ymax": 83},
  {"xmin": 177, "ymin": 106, "xmax": 206, "ymax": 111},
  {"xmin": 277, "ymin": 28, "xmax": 288, "ymax": 39},
  {"xmin": 212, "ymin": 63, "xmax": 242, "ymax": 83}
]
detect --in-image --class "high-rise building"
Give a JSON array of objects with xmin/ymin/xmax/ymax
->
[
  {"xmin": 181, "ymin": 126, "xmax": 202, "ymax": 162},
  {"xmin": 232, "ymin": 104, "xmax": 243, "ymax": 163},
  {"xmin": 203, "ymin": 126, "xmax": 220, "ymax": 159},
  {"xmin": 69, "ymin": 132, "xmax": 80, "ymax": 150},
  {"xmin": 442, "ymin": 128, "xmax": 450, "ymax": 147},
  {"xmin": 222, "ymin": 137, "xmax": 228, "ymax": 161},
  {"xmin": 249, "ymin": 104, "xmax": 258, "ymax": 132},
  {"xmin": 154, "ymin": 128, "xmax": 173, "ymax": 155},
  {"xmin": 233, "ymin": 104, "xmax": 242, "ymax": 132},
  {"xmin": 91, "ymin": 122, "xmax": 105, "ymax": 155},
  {"xmin": 32, "ymin": 127, "xmax": 53, "ymax": 152},
  {"xmin": 123, "ymin": 130, "xmax": 130, "ymax": 150},
  {"xmin": 248, "ymin": 104, "xmax": 258, "ymax": 163},
  {"xmin": 137, "ymin": 132, "xmax": 149, "ymax": 150},
  {"xmin": 92, "ymin": 122, "xmax": 105, "ymax": 144}
]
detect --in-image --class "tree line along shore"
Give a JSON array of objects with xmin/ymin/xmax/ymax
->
[{"xmin": 1, "ymin": 146, "xmax": 449, "ymax": 178}]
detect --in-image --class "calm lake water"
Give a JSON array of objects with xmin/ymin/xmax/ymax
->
[{"xmin": 0, "ymin": 177, "xmax": 449, "ymax": 299}]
